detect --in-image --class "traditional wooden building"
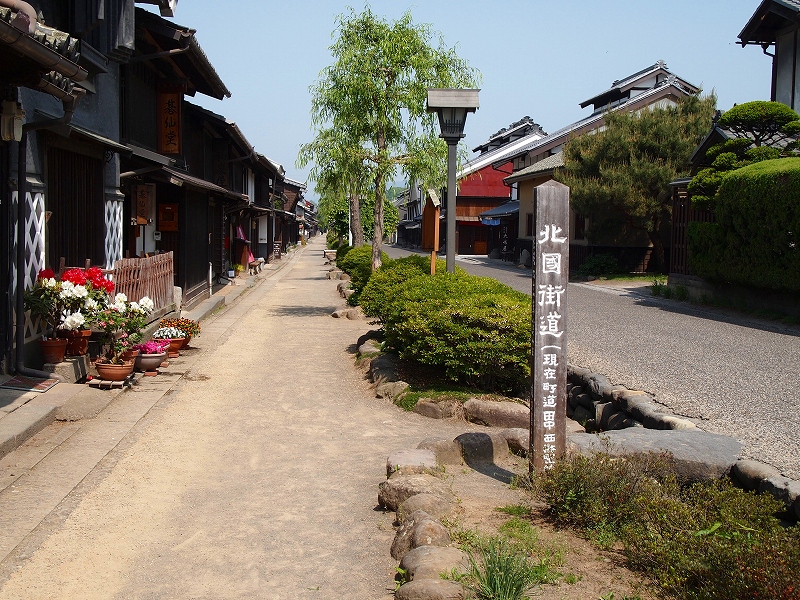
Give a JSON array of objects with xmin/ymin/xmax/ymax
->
[
  {"xmin": 503, "ymin": 61, "xmax": 700, "ymax": 271},
  {"xmin": 452, "ymin": 117, "xmax": 545, "ymax": 255}
]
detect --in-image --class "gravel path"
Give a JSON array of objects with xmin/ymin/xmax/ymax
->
[
  {"xmin": 0, "ymin": 238, "xmax": 492, "ymax": 600},
  {"xmin": 385, "ymin": 247, "xmax": 800, "ymax": 479}
]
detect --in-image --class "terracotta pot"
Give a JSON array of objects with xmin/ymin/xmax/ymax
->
[
  {"xmin": 58, "ymin": 329, "xmax": 92, "ymax": 356},
  {"xmin": 179, "ymin": 335, "xmax": 191, "ymax": 349},
  {"xmin": 120, "ymin": 349, "xmax": 139, "ymax": 362},
  {"xmin": 39, "ymin": 338, "xmax": 68, "ymax": 364},
  {"xmin": 134, "ymin": 352, "xmax": 166, "ymax": 373},
  {"xmin": 163, "ymin": 338, "xmax": 183, "ymax": 358},
  {"xmin": 95, "ymin": 360, "xmax": 134, "ymax": 381}
]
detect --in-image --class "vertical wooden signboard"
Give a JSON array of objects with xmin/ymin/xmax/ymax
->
[
  {"xmin": 158, "ymin": 89, "xmax": 182, "ymax": 155},
  {"xmin": 530, "ymin": 181, "xmax": 570, "ymax": 474}
]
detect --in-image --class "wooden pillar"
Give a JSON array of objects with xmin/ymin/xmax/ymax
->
[{"xmin": 530, "ymin": 181, "xmax": 570, "ymax": 474}]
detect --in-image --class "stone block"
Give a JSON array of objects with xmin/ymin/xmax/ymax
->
[
  {"xmin": 568, "ymin": 429, "xmax": 742, "ymax": 482},
  {"xmin": 454, "ymin": 431, "xmax": 509, "ymax": 464},
  {"xmin": 387, "ymin": 449, "xmax": 438, "ymax": 477},
  {"xmin": 733, "ymin": 460, "xmax": 781, "ymax": 491},
  {"xmin": 417, "ymin": 438, "xmax": 462, "ymax": 466},
  {"xmin": 463, "ymin": 398, "xmax": 528, "ymax": 429},
  {"xmin": 400, "ymin": 546, "xmax": 468, "ymax": 581},
  {"xmin": 378, "ymin": 474, "xmax": 453, "ymax": 512}
]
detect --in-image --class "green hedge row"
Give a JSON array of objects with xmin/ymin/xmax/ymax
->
[
  {"xmin": 689, "ymin": 157, "xmax": 800, "ymax": 293},
  {"xmin": 359, "ymin": 256, "xmax": 532, "ymax": 394},
  {"xmin": 337, "ymin": 245, "xmax": 388, "ymax": 305}
]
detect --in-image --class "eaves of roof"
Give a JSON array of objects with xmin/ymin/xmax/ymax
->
[
  {"xmin": 458, "ymin": 130, "xmax": 546, "ymax": 179},
  {"xmin": 504, "ymin": 152, "xmax": 564, "ymax": 184},
  {"xmin": 135, "ymin": 7, "xmax": 230, "ymax": 100},
  {"xmin": 0, "ymin": 9, "xmax": 87, "ymax": 83},
  {"xmin": 739, "ymin": 0, "xmax": 800, "ymax": 45}
]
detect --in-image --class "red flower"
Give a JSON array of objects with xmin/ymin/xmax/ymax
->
[
  {"xmin": 37, "ymin": 268, "xmax": 56, "ymax": 280},
  {"xmin": 61, "ymin": 268, "xmax": 87, "ymax": 285},
  {"xmin": 103, "ymin": 280, "xmax": 115, "ymax": 294}
]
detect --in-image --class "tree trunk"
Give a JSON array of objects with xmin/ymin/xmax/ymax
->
[
  {"xmin": 371, "ymin": 171, "xmax": 384, "ymax": 271},
  {"xmin": 349, "ymin": 181, "xmax": 364, "ymax": 247}
]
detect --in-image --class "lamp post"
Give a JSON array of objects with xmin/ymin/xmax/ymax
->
[{"xmin": 426, "ymin": 89, "xmax": 480, "ymax": 273}]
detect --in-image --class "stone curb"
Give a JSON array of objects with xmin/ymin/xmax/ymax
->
[{"xmin": 359, "ymin": 338, "xmax": 800, "ymax": 520}]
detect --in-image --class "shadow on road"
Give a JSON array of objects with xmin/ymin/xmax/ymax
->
[
  {"xmin": 269, "ymin": 305, "xmax": 341, "ymax": 318},
  {"xmin": 630, "ymin": 294, "xmax": 800, "ymax": 339}
]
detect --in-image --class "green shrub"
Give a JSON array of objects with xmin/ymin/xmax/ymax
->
[
  {"xmin": 335, "ymin": 244, "xmax": 353, "ymax": 261},
  {"xmin": 577, "ymin": 253, "xmax": 620, "ymax": 277},
  {"xmin": 623, "ymin": 479, "xmax": 800, "ymax": 600},
  {"xmin": 387, "ymin": 273, "xmax": 531, "ymax": 394},
  {"xmin": 535, "ymin": 450, "xmax": 678, "ymax": 537},
  {"xmin": 337, "ymin": 245, "xmax": 389, "ymax": 305},
  {"xmin": 359, "ymin": 255, "xmax": 435, "ymax": 323},
  {"xmin": 688, "ymin": 157, "xmax": 800, "ymax": 293},
  {"xmin": 535, "ymin": 450, "xmax": 800, "ymax": 600}
]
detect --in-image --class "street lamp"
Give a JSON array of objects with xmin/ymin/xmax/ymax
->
[{"xmin": 427, "ymin": 89, "xmax": 479, "ymax": 273}]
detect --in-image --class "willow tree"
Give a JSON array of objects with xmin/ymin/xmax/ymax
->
[
  {"xmin": 298, "ymin": 126, "xmax": 368, "ymax": 247},
  {"xmin": 556, "ymin": 94, "xmax": 716, "ymax": 270},
  {"xmin": 301, "ymin": 7, "xmax": 479, "ymax": 270}
]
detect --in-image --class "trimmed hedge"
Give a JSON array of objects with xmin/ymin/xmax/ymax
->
[
  {"xmin": 337, "ymin": 245, "xmax": 389, "ymax": 305},
  {"xmin": 361, "ymin": 256, "xmax": 531, "ymax": 394},
  {"xmin": 688, "ymin": 157, "xmax": 800, "ymax": 293}
]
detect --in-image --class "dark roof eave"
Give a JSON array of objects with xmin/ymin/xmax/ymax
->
[{"xmin": 738, "ymin": 0, "xmax": 800, "ymax": 45}]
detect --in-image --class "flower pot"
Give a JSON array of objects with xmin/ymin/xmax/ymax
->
[
  {"xmin": 179, "ymin": 335, "xmax": 191, "ymax": 349},
  {"xmin": 163, "ymin": 338, "xmax": 184, "ymax": 358},
  {"xmin": 95, "ymin": 360, "xmax": 134, "ymax": 381},
  {"xmin": 39, "ymin": 338, "xmax": 68, "ymax": 364},
  {"xmin": 120, "ymin": 349, "xmax": 139, "ymax": 362},
  {"xmin": 58, "ymin": 329, "xmax": 92, "ymax": 356},
  {"xmin": 134, "ymin": 352, "xmax": 167, "ymax": 373}
]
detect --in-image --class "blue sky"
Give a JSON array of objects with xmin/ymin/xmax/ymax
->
[{"xmin": 151, "ymin": 1, "xmax": 772, "ymax": 201}]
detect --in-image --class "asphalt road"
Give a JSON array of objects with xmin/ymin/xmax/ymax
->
[{"xmin": 384, "ymin": 245, "xmax": 800, "ymax": 480}]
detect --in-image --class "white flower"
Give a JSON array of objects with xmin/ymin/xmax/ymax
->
[
  {"xmin": 60, "ymin": 311, "xmax": 85, "ymax": 331},
  {"xmin": 114, "ymin": 293, "xmax": 128, "ymax": 304},
  {"xmin": 129, "ymin": 301, "xmax": 140, "ymax": 313},
  {"xmin": 73, "ymin": 285, "xmax": 89, "ymax": 299},
  {"xmin": 61, "ymin": 281, "xmax": 74, "ymax": 292},
  {"xmin": 84, "ymin": 298, "xmax": 99, "ymax": 311},
  {"xmin": 112, "ymin": 300, "xmax": 127, "ymax": 313},
  {"xmin": 43, "ymin": 277, "xmax": 58, "ymax": 288},
  {"xmin": 138, "ymin": 296, "xmax": 154, "ymax": 312}
]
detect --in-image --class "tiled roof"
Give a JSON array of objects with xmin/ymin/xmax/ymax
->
[
  {"xmin": 458, "ymin": 128, "xmax": 545, "ymax": 179},
  {"xmin": 500, "ymin": 78, "xmax": 694, "ymax": 165},
  {"xmin": 504, "ymin": 152, "xmax": 564, "ymax": 184}
]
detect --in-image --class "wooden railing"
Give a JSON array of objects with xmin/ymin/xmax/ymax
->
[{"xmin": 112, "ymin": 252, "xmax": 175, "ymax": 313}]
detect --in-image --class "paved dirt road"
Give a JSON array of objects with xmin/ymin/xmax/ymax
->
[{"xmin": 0, "ymin": 237, "xmax": 491, "ymax": 600}]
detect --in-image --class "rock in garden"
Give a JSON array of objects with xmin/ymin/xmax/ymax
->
[
  {"xmin": 414, "ymin": 399, "xmax": 446, "ymax": 419},
  {"xmin": 387, "ymin": 449, "xmax": 438, "ymax": 477},
  {"xmin": 417, "ymin": 439, "xmax": 463, "ymax": 466},
  {"xmin": 398, "ymin": 493, "xmax": 454, "ymax": 523},
  {"xmin": 395, "ymin": 579, "xmax": 466, "ymax": 600},
  {"xmin": 376, "ymin": 380, "xmax": 409, "ymax": 400},
  {"xmin": 732, "ymin": 459, "xmax": 782, "ymax": 491},
  {"xmin": 390, "ymin": 510, "xmax": 451, "ymax": 560},
  {"xmin": 378, "ymin": 473, "xmax": 454, "ymax": 511},
  {"xmin": 499, "ymin": 428, "xmax": 529, "ymax": 456},
  {"xmin": 454, "ymin": 431, "xmax": 509, "ymax": 464},
  {"xmin": 369, "ymin": 355, "xmax": 399, "ymax": 384},
  {"xmin": 344, "ymin": 307, "xmax": 364, "ymax": 320},
  {"xmin": 568, "ymin": 429, "xmax": 742, "ymax": 482},
  {"xmin": 400, "ymin": 546, "xmax": 469, "ymax": 581},
  {"xmin": 358, "ymin": 339, "xmax": 381, "ymax": 356},
  {"xmin": 759, "ymin": 475, "xmax": 800, "ymax": 518},
  {"xmin": 463, "ymin": 398, "xmax": 528, "ymax": 429}
]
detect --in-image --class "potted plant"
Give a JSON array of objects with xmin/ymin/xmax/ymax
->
[
  {"xmin": 158, "ymin": 317, "xmax": 200, "ymax": 346},
  {"xmin": 23, "ymin": 269, "xmax": 69, "ymax": 363},
  {"xmin": 56, "ymin": 266, "xmax": 114, "ymax": 356},
  {"xmin": 152, "ymin": 326, "xmax": 186, "ymax": 358},
  {"xmin": 232, "ymin": 263, "xmax": 244, "ymax": 277},
  {"xmin": 88, "ymin": 293, "xmax": 153, "ymax": 380},
  {"xmin": 132, "ymin": 339, "xmax": 169, "ymax": 373}
]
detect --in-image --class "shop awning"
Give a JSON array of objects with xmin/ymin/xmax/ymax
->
[{"xmin": 479, "ymin": 200, "xmax": 520, "ymax": 219}]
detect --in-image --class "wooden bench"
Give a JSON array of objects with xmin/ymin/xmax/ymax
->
[{"xmin": 249, "ymin": 258, "xmax": 265, "ymax": 275}]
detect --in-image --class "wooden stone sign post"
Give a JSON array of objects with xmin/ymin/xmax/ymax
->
[{"xmin": 530, "ymin": 180, "xmax": 570, "ymax": 474}]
